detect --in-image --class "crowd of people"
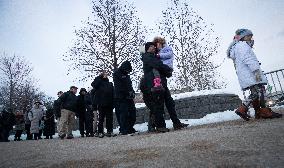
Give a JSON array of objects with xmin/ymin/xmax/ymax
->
[{"xmin": 0, "ymin": 30, "xmax": 282, "ymax": 142}]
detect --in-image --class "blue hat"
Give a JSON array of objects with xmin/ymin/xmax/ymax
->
[{"xmin": 235, "ymin": 29, "xmax": 253, "ymax": 40}]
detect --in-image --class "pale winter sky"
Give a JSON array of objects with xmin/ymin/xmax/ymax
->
[{"xmin": 0, "ymin": 0, "xmax": 283, "ymax": 98}]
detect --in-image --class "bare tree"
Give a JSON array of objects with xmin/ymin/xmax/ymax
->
[
  {"xmin": 157, "ymin": 0, "xmax": 225, "ymax": 91},
  {"xmin": 0, "ymin": 52, "xmax": 51, "ymax": 113},
  {"xmin": 63, "ymin": 0, "xmax": 147, "ymax": 88}
]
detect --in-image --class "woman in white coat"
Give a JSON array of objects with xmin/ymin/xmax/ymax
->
[
  {"xmin": 28, "ymin": 101, "xmax": 46, "ymax": 140},
  {"xmin": 227, "ymin": 29, "xmax": 282, "ymax": 121}
]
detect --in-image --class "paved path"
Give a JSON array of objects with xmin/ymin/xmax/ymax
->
[{"xmin": 0, "ymin": 108, "xmax": 283, "ymax": 168}]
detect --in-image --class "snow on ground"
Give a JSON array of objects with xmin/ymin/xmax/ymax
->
[
  {"xmin": 171, "ymin": 88, "xmax": 235, "ymax": 100},
  {"xmin": 8, "ymin": 106, "xmax": 258, "ymax": 140}
]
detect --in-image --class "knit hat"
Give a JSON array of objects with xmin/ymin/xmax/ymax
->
[
  {"xmin": 145, "ymin": 42, "xmax": 155, "ymax": 52},
  {"xmin": 227, "ymin": 29, "xmax": 253, "ymax": 58},
  {"xmin": 34, "ymin": 101, "xmax": 43, "ymax": 105},
  {"xmin": 79, "ymin": 88, "xmax": 87, "ymax": 94},
  {"xmin": 234, "ymin": 29, "xmax": 253, "ymax": 41}
]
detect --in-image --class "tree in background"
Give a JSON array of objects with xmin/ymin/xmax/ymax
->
[
  {"xmin": 157, "ymin": 0, "xmax": 225, "ymax": 91},
  {"xmin": 64, "ymin": 0, "xmax": 147, "ymax": 89},
  {"xmin": 0, "ymin": 52, "xmax": 53, "ymax": 113}
]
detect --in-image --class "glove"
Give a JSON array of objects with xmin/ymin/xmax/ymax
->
[
  {"xmin": 127, "ymin": 91, "xmax": 135, "ymax": 99},
  {"xmin": 254, "ymin": 69, "xmax": 262, "ymax": 82}
]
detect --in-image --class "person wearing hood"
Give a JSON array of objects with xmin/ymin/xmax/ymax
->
[
  {"xmin": 91, "ymin": 71, "xmax": 116, "ymax": 138},
  {"xmin": 227, "ymin": 28, "xmax": 282, "ymax": 121},
  {"xmin": 113, "ymin": 61, "xmax": 137, "ymax": 135}
]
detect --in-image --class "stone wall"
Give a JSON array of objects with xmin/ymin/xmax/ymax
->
[{"xmin": 112, "ymin": 93, "xmax": 241, "ymax": 127}]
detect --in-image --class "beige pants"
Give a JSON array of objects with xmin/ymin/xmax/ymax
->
[
  {"xmin": 93, "ymin": 111, "xmax": 98, "ymax": 133},
  {"xmin": 58, "ymin": 109, "xmax": 75, "ymax": 136}
]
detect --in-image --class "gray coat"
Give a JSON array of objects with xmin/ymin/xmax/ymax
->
[{"xmin": 28, "ymin": 106, "xmax": 46, "ymax": 134}]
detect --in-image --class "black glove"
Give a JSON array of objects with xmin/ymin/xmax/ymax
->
[{"xmin": 127, "ymin": 91, "xmax": 135, "ymax": 99}]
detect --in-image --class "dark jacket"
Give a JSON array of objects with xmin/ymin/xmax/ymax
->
[
  {"xmin": 57, "ymin": 91, "xmax": 77, "ymax": 112},
  {"xmin": 113, "ymin": 61, "xmax": 135, "ymax": 99},
  {"xmin": 77, "ymin": 93, "xmax": 93, "ymax": 120},
  {"xmin": 91, "ymin": 76, "xmax": 114, "ymax": 110},
  {"xmin": 0, "ymin": 109, "xmax": 16, "ymax": 130},
  {"xmin": 43, "ymin": 109, "xmax": 55, "ymax": 136},
  {"xmin": 142, "ymin": 52, "xmax": 172, "ymax": 93},
  {"xmin": 77, "ymin": 93, "xmax": 92, "ymax": 114},
  {"xmin": 53, "ymin": 99, "xmax": 62, "ymax": 118}
]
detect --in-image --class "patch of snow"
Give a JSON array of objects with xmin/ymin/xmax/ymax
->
[{"xmin": 171, "ymin": 88, "xmax": 235, "ymax": 100}]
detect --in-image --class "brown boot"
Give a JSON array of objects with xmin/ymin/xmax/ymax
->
[
  {"xmin": 257, "ymin": 108, "xmax": 283, "ymax": 119},
  {"xmin": 235, "ymin": 104, "xmax": 250, "ymax": 121}
]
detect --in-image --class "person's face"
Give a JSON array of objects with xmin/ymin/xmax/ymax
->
[
  {"xmin": 35, "ymin": 103, "xmax": 40, "ymax": 108},
  {"xmin": 243, "ymin": 35, "xmax": 253, "ymax": 41},
  {"xmin": 57, "ymin": 93, "xmax": 63, "ymax": 97},
  {"xmin": 156, "ymin": 42, "xmax": 162, "ymax": 50},
  {"xmin": 71, "ymin": 88, "xmax": 78, "ymax": 94},
  {"xmin": 147, "ymin": 45, "xmax": 156, "ymax": 53},
  {"xmin": 102, "ymin": 71, "xmax": 108, "ymax": 78}
]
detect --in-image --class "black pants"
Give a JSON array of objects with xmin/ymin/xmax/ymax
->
[
  {"xmin": 98, "ymin": 106, "xmax": 113, "ymax": 133},
  {"xmin": 79, "ymin": 115, "xmax": 85, "ymax": 135},
  {"xmin": 33, "ymin": 133, "xmax": 40, "ymax": 140},
  {"xmin": 115, "ymin": 99, "xmax": 136, "ymax": 134},
  {"xmin": 25, "ymin": 124, "xmax": 33, "ymax": 140},
  {"xmin": 14, "ymin": 130, "xmax": 23, "ymax": 140},
  {"xmin": 0, "ymin": 127, "xmax": 10, "ymax": 142},
  {"xmin": 143, "ymin": 93, "xmax": 156, "ymax": 131},
  {"xmin": 164, "ymin": 87, "xmax": 181, "ymax": 125},
  {"xmin": 85, "ymin": 110, "xmax": 94, "ymax": 135},
  {"xmin": 150, "ymin": 91, "xmax": 166, "ymax": 128}
]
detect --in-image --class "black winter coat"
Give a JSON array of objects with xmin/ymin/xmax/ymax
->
[
  {"xmin": 0, "ymin": 110, "xmax": 16, "ymax": 130},
  {"xmin": 91, "ymin": 76, "xmax": 114, "ymax": 110},
  {"xmin": 57, "ymin": 91, "xmax": 77, "ymax": 112},
  {"xmin": 142, "ymin": 52, "xmax": 172, "ymax": 93},
  {"xmin": 113, "ymin": 61, "xmax": 135, "ymax": 99},
  {"xmin": 53, "ymin": 99, "xmax": 62, "ymax": 118},
  {"xmin": 77, "ymin": 93, "xmax": 93, "ymax": 119},
  {"xmin": 43, "ymin": 109, "xmax": 55, "ymax": 136}
]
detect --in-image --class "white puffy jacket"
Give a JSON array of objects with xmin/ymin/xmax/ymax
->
[{"xmin": 229, "ymin": 41, "xmax": 267, "ymax": 90}]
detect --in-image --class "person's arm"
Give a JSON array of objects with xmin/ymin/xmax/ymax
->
[{"xmin": 143, "ymin": 55, "xmax": 172, "ymax": 77}]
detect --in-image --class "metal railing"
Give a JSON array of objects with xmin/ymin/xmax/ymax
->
[{"xmin": 264, "ymin": 68, "xmax": 284, "ymax": 99}]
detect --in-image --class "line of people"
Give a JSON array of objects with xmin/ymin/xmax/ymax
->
[{"xmin": 0, "ymin": 36, "xmax": 191, "ymax": 142}]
